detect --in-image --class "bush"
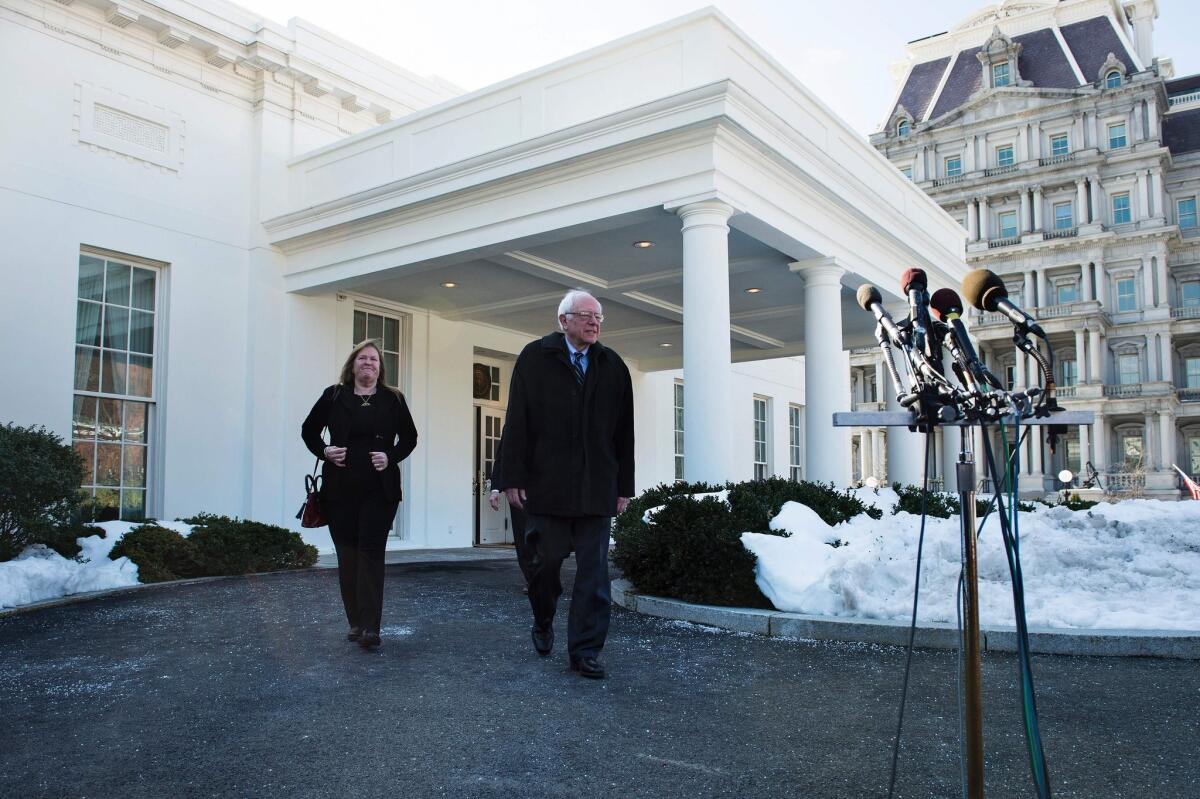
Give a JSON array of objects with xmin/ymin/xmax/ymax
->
[
  {"xmin": 890, "ymin": 483, "xmax": 958, "ymax": 519},
  {"xmin": 0, "ymin": 423, "xmax": 85, "ymax": 561},
  {"xmin": 728, "ymin": 476, "xmax": 882, "ymax": 531},
  {"xmin": 112, "ymin": 514, "xmax": 317, "ymax": 583}
]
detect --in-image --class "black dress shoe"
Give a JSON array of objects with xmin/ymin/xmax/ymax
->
[
  {"xmin": 570, "ymin": 656, "xmax": 605, "ymax": 679},
  {"xmin": 359, "ymin": 629, "xmax": 381, "ymax": 649},
  {"xmin": 347, "ymin": 627, "xmax": 362, "ymax": 642},
  {"xmin": 531, "ymin": 626, "xmax": 553, "ymax": 656}
]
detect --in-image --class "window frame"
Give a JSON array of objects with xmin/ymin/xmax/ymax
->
[
  {"xmin": 997, "ymin": 210, "xmax": 1018, "ymax": 238},
  {"xmin": 1108, "ymin": 121, "xmax": 1128, "ymax": 150},
  {"xmin": 1112, "ymin": 191, "xmax": 1132, "ymax": 224},
  {"xmin": 899, "ymin": 165, "xmax": 913, "ymax": 180},
  {"xmin": 788, "ymin": 404, "xmax": 802, "ymax": 482},
  {"xmin": 992, "ymin": 61, "xmax": 1011, "ymax": 88},
  {"xmin": 1177, "ymin": 197, "xmax": 1197, "ymax": 229},
  {"xmin": 1117, "ymin": 352, "xmax": 1140, "ymax": 385},
  {"xmin": 1185, "ymin": 357, "xmax": 1200, "ymax": 389},
  {"xmin": 1105, "ymin": 70, "xmax": 1122, "ymax": 89},
  {"xmin": 1060, "ymin": 358, "xmax": 1078, "ymax": 387},
  {"xmin": 1053, "ymin": 201, "xmax": 1074, "ymax": 230},
  {"xmin": 1182, "ymin": 281, "xmax": 1200, "ymax": 308},
  {"xmin": 896, "ymin": 119, "xmax": 910, "ymax": 137},
  {"xmin": 1050, "ymin": 133, "xmax": 1070, "ymax": 156},
  {"xmin": 752, "ymin": 396, "xmax": 772, "ymax": 480},
  {"xmin": 673, "ymin": 380, "xmax": 685, "ymax": 482},
  {"xmin": 996, "ymin": 144, "xmax": 1015, "ymax": 167},
  {"xmin": 944, "ymin": 156, "xmax": 962, "ymax": 178},
  {"xmin": 1115, "ymin": 276, "xmax": 1138, "ymax": 312},
  {"xmin": 1055, "ymin": 278, "xmax": 1080, "ymax": 305}
]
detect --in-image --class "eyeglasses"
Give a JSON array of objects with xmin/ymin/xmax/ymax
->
[{"xmin": 565, "ymin": 312, "xmax": 605, "ymax": 323}]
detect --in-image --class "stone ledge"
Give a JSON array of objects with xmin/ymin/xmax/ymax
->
[{"xmin": 612, "ymin": 579, "xmax": 1200, "ymax": 659}]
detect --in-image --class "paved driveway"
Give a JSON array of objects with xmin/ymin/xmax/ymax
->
[{"xmin": 1, "ymin": 558, "xmax": 1196, "ymax": 798}]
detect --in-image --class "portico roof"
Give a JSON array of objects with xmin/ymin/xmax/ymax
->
[{"xmin": 263, "ymin": 8, "xmax": 967, "ymax": 370}]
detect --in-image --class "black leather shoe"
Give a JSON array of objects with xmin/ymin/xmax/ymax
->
[
  {"xmin": 570, "ymin": 656, "xmax": 605, "ymax": 679},
  {"xmin": 531, "ymin": 626, "xmax": 553, "ymax": 656},
  {"xmin": 359, "ymin": 629, "xmax": 381, "ymax": 649},
  {"xmin": 347, "ymin": 627, "xmax": 362, "ymax": 642}
]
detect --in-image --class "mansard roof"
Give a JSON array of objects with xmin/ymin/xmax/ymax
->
[
  {"xmin": 1163, "ymin": 109, "xmax": 1200, "ymax": 156},
  {"xmin": 890, "ymin": 15, "xmax": 1136, "ymax": 126}
]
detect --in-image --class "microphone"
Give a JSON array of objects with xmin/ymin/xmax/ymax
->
[
  {"xmin": 900, "ymin": 267, "xmax": 932, "ymax": 355},
  {"xmin": 856, "ymin": 284, "xmax": 907, "ymax": 349},
  {"xmin": 962, "ymin": 268, "xmax": 1046, "ymax": 338},
  {"xmin": 930, "ymin": 288, "xmax": 1001, "ymax": 390}
]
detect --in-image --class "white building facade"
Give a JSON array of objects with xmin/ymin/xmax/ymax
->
[
  {"xmin": 0, "ymin": 0, "xmax": 965, "ymax": 550},
  {"xmin": 869, "ymin": 0, "xmax": 1200, "ymax": 498}
]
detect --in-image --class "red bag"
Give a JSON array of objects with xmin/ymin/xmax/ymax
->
[{"xmin": 297, "ymin": 466, "xmax": 327, "ymax": 528}]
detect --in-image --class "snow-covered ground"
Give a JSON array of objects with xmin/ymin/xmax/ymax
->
[
  {"xmin": 0, "ymin": 521, "xmax": 190, "ymax": 610},
  {"xmin": 741, "ymin": 490, "xmax": 1200, "ymax": 631}
]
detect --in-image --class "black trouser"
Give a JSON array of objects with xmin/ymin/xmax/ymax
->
[
  {"xmin": 525, "ymin": 514, "xmax": 611, "ymax": 660},
  {"xmin": 327, "ymin": 490, "xmax": 398, "ymax": 633},
  {"xmin": 510, "ymin": 504, "xmax": 534, "ymax": 585}
]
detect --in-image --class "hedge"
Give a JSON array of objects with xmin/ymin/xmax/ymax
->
[{"xmin": 0, "ymin": 423, "xmax": 85, "ymax": 561}]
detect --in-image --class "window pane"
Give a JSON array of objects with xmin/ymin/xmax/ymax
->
[
  {"xmin": 1054, "ymin": 204, "xmax": 1073, "ymax": 229},
  {"xmin": 73, "ymin": 396, "xmax": 98, "ymax": 440},
  {"xmin": 130, "ymin": 267, "xmax": 155, "ymax": 311},
  {"xmin": 76, "ymin": 301, "xmax": 102, "ymax": 346},
  {"xmin": 1109, "ymin": 123, "xmax": 1127, "ymax": 149},
  {"xmin": 384, "ymin": 317, "xmax": 399, "ymax": 352},
  {"xmin": 121, "ymin": 489, "xmax": 146, "ymax": 522},
  {"xmin": 353, "ymin": 311, "xmax": 366, "ymax": 345},
  {"xmin": 101, "ymin": 350, "xmax": 128, "ymax": 395},
  {"xmin": 1051, "ymin": 135, "xmax": 1068, "ymax": 155},
  {"xmin": 1191, "ymin": 437, "xmax": 1200, "ymax": 474},
  {"xmin": 129, "ymin": 310, "xmax": 154, "ymax": 354},
  {"xmin": 74, "ymin": 346, "xmax": 100, "ymax": 392},
  {"xmin": 74, "ymin": 441, "xmax": 96, "ymax": 484},
  {"xmin": 104, "ymin": 262, "xmax": 131, "ymax": 306},
  {"xmin": 79, "ymin": 255, "xmax": 105, "ymax": 300},
  {"xmin": 1106, "ymin": 71, "xmax": 1121, "ymax": 88},
  {"xmin": 125, "ymin": 354, "xmax": 152, "ymax": 398},
  {"xmin": 1186, "ymin": 359, "xmax": 1200, "ymax": 388},
  {"xmin": 1179, "ymin": 198, "xmax": 1197, "ymax": 229},
  {"xmin": 1057, "ymin": 283, "xmax": 1078, "ymax": 303},
  {"xmin": 366, "ymin": 313, "xmax": 383, "ymax": 342},
  {"xmin": 384, "ymin": 353, "xmax": 399, "ymax": 386},
  {"xmin": 92, "ymin": 489, "xmax": 120, "ymax": 522},
  {"xmin": 95, "ymin": 443, "xmax": 122, "ymax": 486},
  {"xmin": 102, "ymin": 304, "xmax": 129, "ymax": 350},
  {"xmin": 124, "ymin": 402, "xmax": 147, "ymax": 443},
  {"xmin": 122, "ymin": 445, "xmax": 146, "ymax": 488},
  {"xmin": 997, "ymin": 146, "xmax": 1013, "ymax": 166}
]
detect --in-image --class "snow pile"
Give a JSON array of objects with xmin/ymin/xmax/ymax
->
[
  {"xmin": 742, "ymin": 498, "xmax": 1200, "ymax": 631},
  {"xmin": 0, "ymin": 520, "xmax": 192, "ymax": 610}
]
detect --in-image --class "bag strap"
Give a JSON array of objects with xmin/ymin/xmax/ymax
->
[{"xmin": 311, "ymin": 384, "xmax": 343, "ymax": 477}]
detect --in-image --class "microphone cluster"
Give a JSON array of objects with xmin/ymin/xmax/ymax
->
[{"xmin": 856, "ymin": 267, "xmax": 1055, "ymax": 427}]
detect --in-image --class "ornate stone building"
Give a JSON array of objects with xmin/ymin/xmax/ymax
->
[{"xmin": 865, "ymin": 0, "xmax": 1200, "ymax": 498}]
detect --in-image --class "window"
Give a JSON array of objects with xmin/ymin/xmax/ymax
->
[
  {"xmin": 1053, "ymin": 202, "xmax": 1074, "ymax": 230},
  {"xmin": 1178, "ymin": 197, "xmax": 1197, "ymax": 229},
  {"xmin": 996, "ymin": 145, "xmax": 1014, "ymax": 167},
  {"xmin": 897, "ymin": 119, "xmax": 910, "ymax": 137},
  {"xmin": 753, "ymin": 397, "xmax": 771, "ymax": 480},
  {"xmin": 1105, "ymin": 70, "xmax": 1122, "ymax": 89},
  {"xmin": 992, "ymin": 62, "xmax": 1011, "ymax": 87},
  {"xmin": 1056, "ymin": 281, "xmax": 1079, "ymax": 304},
  {"xmin": 1112, "ymin": 192, "xmax": 1132, "ymax": 224},
  {"xmin": 1189, "ymin": 435, "xmax": 1200, "ymax": 476},
  {"xmin": 789, "ymin": 405, "xmax": 802, "ymax": 482},
  {"xmin": 998, "ymin": 210, "xmax": 1018, "ymax": 238},
  {"xmin": 944, "ymin": 156, "xmax": 962, "ymax": 177},
  {"xmin": 1004, "ymin": 364, "xmax": 1017, "ymax": 391},
  {"xmin": 1118, "ymin": 353, "xmax": 1140, "ymax": 385},
  {"xmin": 1121, "ymin": 433, "xmax": 1143, "ymax": 470},
  {"xmin": 1050, "ymin": 134, "xmax": 1069, "ymax": 156},
  {"xmin": 673, "ymin": 381, "xmax": 684, "ymax": 481},
  {"xmin": 1108, "ymin": 121, "xmax": 1127, "ymax": 149},
  {"xmin": 353, "ymin": 309, "xmax": 403, "ymax": 389},
  {"xmin": 865, "ymin": 373, "xmax": 877, "ymax": 403},
  {"xmin": 1186, "ymin": 358, "xmax": 1200, "ymax": 389},
  {"xmin": 1061, "ymin": 359, "xmax": 1078, "ymax": 387},
  {"xmin": 1183, "ymin": 282, "xmax": 1200, "ymax": 308},
  {"xmin": 899, "ymin": 166, "xmax": 913, "ymax": 180},
  {"xmin": 1116, "ymin": 277, "xmax": 1137, "ymax": 311},
  {"xmin": 74, "ymin": 253, "xmax": 159, "ymax": 522}
]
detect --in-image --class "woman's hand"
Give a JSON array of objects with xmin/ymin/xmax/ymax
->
[
  {"xmin": 323, "ymin": 446, "xmax": 347, "ymax": 466},
  {"xmin": 369, "ymin": 451, "xmax": 388, "ymax": 471}
]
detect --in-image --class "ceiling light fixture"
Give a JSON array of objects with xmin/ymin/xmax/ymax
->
[
  {"xmin": 441, "ymin": 281, "xmax": 458, "ymax": 288},
  {"xmin": 659, "ymin": 343, "xmax": 673, "ymax": 348},
  {"xmin": 744, "ymin": 287, "xmax": 762, "ymax": 294},
  {"xmin": 632, "ymin": 240, "xmax": 655, "ymax": 249}
]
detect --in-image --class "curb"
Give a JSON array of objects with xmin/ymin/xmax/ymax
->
[{"xmin": 611, "ymin": 579, "xmax": 1200, "ymax": 660}]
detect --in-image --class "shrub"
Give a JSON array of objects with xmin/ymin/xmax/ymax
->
[
  {"xmin": 890, "ymin": 483, "xmax": 958, "ymax": 519},
  {"xmin": 37, "ymin": 524, "xmax": 106, "ymax": 560},
  {"xmin": 727, "ymin": 476, "xmax": 882, "ymax": 532},
  {"xmin": 111, "ymin": 524, "xmax": 200, "ymax": 583},
  {"xmin": 0, "ymin": 423, "xmax": 85, "ymax": 561}
]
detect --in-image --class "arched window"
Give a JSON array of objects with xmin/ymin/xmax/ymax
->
[
  {"xmin": 1105, "ymin": 70, "xmax": 1122, "ymax": 89},
  {"xmin": 897, "ymin": 119, "xmax": 910, "ymax": 137}
]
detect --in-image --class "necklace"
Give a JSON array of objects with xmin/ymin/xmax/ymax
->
[{"xmin": 356, "ymin": 389, "xmax": 375, "ymax": 407}]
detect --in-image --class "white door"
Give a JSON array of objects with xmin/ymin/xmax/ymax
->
[{"xmin": 476, "ymin": 407, "xmax": 511, "ymax": 545}]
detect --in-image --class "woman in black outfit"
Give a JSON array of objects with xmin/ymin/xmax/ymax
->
[{"xmin": 302, "ymin": 340, "xmax": 417, "ymax": 648}]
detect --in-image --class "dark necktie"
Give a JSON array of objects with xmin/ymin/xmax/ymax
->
[{"xmin": 571, "ymin": 351, "xmax": 585, "ymax": 386}]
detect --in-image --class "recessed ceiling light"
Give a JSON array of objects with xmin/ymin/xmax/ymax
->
[
  {"xmin": 659, "ymin": 343, "xmax": 673, "ymax": 348},
  {"xmin": 632, "ymin": 240, "xmax": 655, "ymax": 249},
  {"xmin": 744, "ymin": 287, "xmax": 762, "ymax": 294},
  {"xmin": 441, "ymin": 281, "xmax": 458, "ymax": 288}
]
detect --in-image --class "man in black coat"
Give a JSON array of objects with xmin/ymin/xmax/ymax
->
[{"xmin": 500, "ymin": 289, "xmax": 635, "ymax": 679}]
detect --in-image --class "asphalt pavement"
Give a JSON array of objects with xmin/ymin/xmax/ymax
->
[{"xmin": 1, "ymin": 557, "xmax": 1196, "ymax": 798}]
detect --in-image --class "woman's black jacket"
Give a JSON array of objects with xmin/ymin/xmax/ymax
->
[{"xmin": 301, "ymin": 384, "xmax": 418, "ymax": 505}]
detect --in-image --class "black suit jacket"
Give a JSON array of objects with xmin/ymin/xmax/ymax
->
[
  {"xmin": 500, "ymin": 332, "xmax": 634, "ymax": 517},
  {"xmin": 301, "ymin": 384, "xmax": 418, "ymax": 505}
]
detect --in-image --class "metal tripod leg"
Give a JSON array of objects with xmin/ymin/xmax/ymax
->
[{"xmin": 957, "ymin": 444, "xmax": 985, "ymax": 799}]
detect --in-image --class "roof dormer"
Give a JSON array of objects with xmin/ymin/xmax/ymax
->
[{"xmin": 976, "ymin": 26, "xmax": 1032, "ymax": 89}]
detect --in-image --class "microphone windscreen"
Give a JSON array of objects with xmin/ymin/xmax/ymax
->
[
  {"xmin": 929, "ymin": 288, "xmax": 964, "ymax": 321},
  {"xmin": 856, "ymin": 284, "xmax": 882, "ymax": 312},
  {"xmin": 962, "ymin": 268, "xmax": 1006, "ymax": 311},
  {"xmin": 900, "ymin": 267, "xmax": 927, "ymax": 294}
]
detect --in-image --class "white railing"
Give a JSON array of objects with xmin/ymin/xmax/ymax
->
[
  {"xmin": 1039, "ymin": 153, "xmax": 1075, "ymax": 166},
  {"xmin": 1168, "ymin": 90, "xmax": 1200, "ymax": 107},
  {"xmin": 1105, "ymin": 472, "xmax": 1145, "ymax": 492},
  {"xmin": 1038, "ymin": 302, "xmax": 1084, "ymax": 319},
  {"xmin": 1044, "ymin": 227, "xmax": 1078, "ymax": 239},
  {"xmin": 1055, "ymin": 386, "xmax": 1077, "ymax": 398},
  {"xmin": 1179, "ymin": 388, "xmax": 1200, "ymax": 402},
  {"xmin": 1103, "ymin": 384, "xmax": 1143, "ymax": 397},
  {"xmin": 1172, "ymin": 306, "xmax": 1200, "ymax": 319},
  {"xmin": 979, "ymin": 311, "xmax": 1010, "ymax": 325},
  {"xmin": 934, "ymin": 174, "xmax": 965, "ymax": 187},
  {"xmin": 988, "ymin": 235, "xmax": 1020, "ymax": 248},
  {"xmin": 985, "ymin": 164, "xmax": 1018, "ymax": 177}
]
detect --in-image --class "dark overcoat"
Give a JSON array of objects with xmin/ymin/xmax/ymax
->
[
  {"xmin": 499, "ymin": 332, "xmax": 634, "ymax": 517},
  {"xmin": 301, "ymin": 384, "xmax": 418, "ymax": 506}
]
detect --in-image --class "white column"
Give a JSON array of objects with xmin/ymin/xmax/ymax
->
[
  {"xmin": 1089, "ymin": 177, "xmax": 1102, "ymax": 223},
  {"xmin": 1031, "ymin": 121, "xmax": 1043, "ymax": 159},
  {"xmin": 1023, "ymin": 271, "xmax": 1035, "ymax": 305},
  {"xmin": 1160, "ymin": 410, "xmax": 1175, "ymax": 473},
  {"xmin": 793, "ymin": 258, "xmax": 851, "ymax": 485},
  {"xmin": 1142, "ymin": 257, "xmax": 1155, "ymax": 308},
  {"xmin": 1161, "ymin": 332, "xmax": 1174, "ymax": 384},
  {"xmin": 875, "ymin": 358, "xmax": 887, "ymax": 401},
  {"xmin": 1148, "ymin": 97, "xmax": 1160, "ymax": 139},
  {"xmin": 1019, "ymin": 190, "xmax": 1031, "ymax": 234},
  {"xmin": 1017, "ymin": 123, "xmax": 1029, "ymax": 163},
  {"xmin": 1073, "ymin": 114, "xmax": 1085, "ymax": 149},
  {"xmin": 678, "ymin": 200, "xmax": 736, "ymax": 483},
  {"xmin": 1089, "ymin": 328, "xmax": 1103, "ymax": 383},
  {"xmin": 1089, "ymin": 113, "xmax": 1099, "ymax": 149},
  {"xmin": 1149, "ymin": 170, "xmax": 1162, "ymax": 218},
  {"xmin": 979, "ymin": 196, "xmax": 990, "ymax": 240},
  {"xmin": 1038, "ymin": 270, "xmax": 1049, "ymax": 308},
  {"xmin": 941, "ymin": 426, "xmax": 960, "ymax": 492},
  {"xmin": 1144, "ymin": 412, "xmax": 1156, "ymax": 470},
  {"xmin": 1083, "ymin": 262, "xmax": 1095, "ymax": 302},
  {"xmin": 1137, "ymin": 170, "xmax": 1150, "ymax": 219},
  {"xmin": 1096, "ymin": 260, "xmax": 1109, "ymax": 308},
  {"xmin": 1032, "ymin": 185, "xmax": 1044, "ymax": 231},
  {"xmin": 1075, "ymin": 179, "xmax": 1088, "ymax": 226},
  {"xmin": 863, "ymin": 429, "xmax": 874, "ymax": 479},
  {"xmin": 1030, "ymin": 420, "xmax": 1044, "ymax": 477},
  {"xmin": 1079, "ymin": 424, "xmax": 1090, "ymax": 475},
  {"xmin": 964, "ymin": 135, "xmax": 976, "ymax": 172},
  {"xmin": 1015, "ymin": 346, "xmax": 1027, "ymax": 389},
  {"xmin": 914, "ymin": 147, "xmax": 927, "ymax": 182},
  {"xmin": 968, "ymin": 198, "xmax": 979, "ymax": 241},
  {"xmin": 1075, "ymin": 328, "xmax": 1087, "ymax": 382},
  {"xmin": 884, "ymin": 356, "xmax": 924, "ymax": 487},
  {"xmin": 1093, "ymin": 413, "xmax": 1108, "ymax": 471},
  {"xmin": 1156, "ymin": 256, "xmax": 1169, "ymax": 308},
  {"xmin": 872, "ymin": 428, "xmax": 885, "ymax": 481},
  {"xmin": 858, "ymin": 432, "xmax": 869, "ymax": 483},
  {"xmin": 1132, "ymin": 103, "xmax": 1145, "ymax": 143}
]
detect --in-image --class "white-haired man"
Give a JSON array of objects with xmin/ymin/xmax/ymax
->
[{"xmin": 498, "ymin": 289, "xmax": 635, "ymax": 679}]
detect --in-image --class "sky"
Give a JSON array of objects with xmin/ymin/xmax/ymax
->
[{"xmin": 241, "ymin": 0, "xmax": 1200, "ymax": 137}]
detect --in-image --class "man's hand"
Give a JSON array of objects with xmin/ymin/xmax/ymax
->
[
  {"xmin": 617, "ymin": 496, "xmax": 630, "ymax": 514},
  {"xmin": 505, "ymin": 487, "xmax": 527, "ymax": 509},
  {"xmin": 488, "ymin": 491, "xmax": 502, "ymax": 511}
]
